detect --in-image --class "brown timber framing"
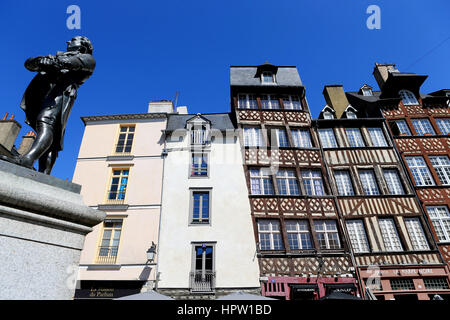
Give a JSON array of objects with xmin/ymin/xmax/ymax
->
[
  {"xmin": 231, "ymin": 80, "xmax": 354, "ymax": 279},
  {"xmin": 381, "ymin": 95, "xmax": 450, "ymax": 265}
]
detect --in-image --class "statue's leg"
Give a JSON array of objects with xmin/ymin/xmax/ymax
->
[
  {"xmin": 38, "ymin": 149, "xmax": 58, "ymax": 174},
  {"xmin": 20, "ymin": 121, "xmax": 54, "ymax": 168}
]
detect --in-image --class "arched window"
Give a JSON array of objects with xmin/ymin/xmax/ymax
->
[
  {"xmin": 399, "ymin": 90, "xmax": 419, "ymax": 106},
  {"xmin": 323, "ymin": 111, "xmax": 334, "ymax": 119}
]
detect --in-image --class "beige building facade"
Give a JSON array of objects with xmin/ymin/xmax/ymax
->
[{"xmin": 73, "ymin": 102, "xmax": 181, "ymax": 299}]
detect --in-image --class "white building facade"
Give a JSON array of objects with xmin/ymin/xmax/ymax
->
[{"xmin": 156, "ymin": 113, "xmax": 261, "ymax": 298}]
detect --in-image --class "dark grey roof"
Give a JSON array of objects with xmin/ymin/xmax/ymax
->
[
  {"xmin": 230, "ymin": 66, "xmax": 302, "ymax": 87},
  {"xmin": 166, "ymin": 113, "xmax": 235, "ymax": 131}
]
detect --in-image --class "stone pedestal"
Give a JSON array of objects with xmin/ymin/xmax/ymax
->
[{"xmin": 0, "ymin": 160, "xmax": 105, "ymax": 299}]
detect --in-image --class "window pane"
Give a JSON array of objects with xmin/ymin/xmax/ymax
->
[
  {"xmin": 250, "ymin": 168, "xmax": 274, "ymax": 195},
  {"xmin": 244, "ymin": 128, "xmax": 263, "ymax": 147},
  {"xmin": 426, "ymin": 206, "xmax": 450, "ymax": 242},
  {"xmin": 405, "ymin": 218, "xmax": 429, "ymax": 250},
  {"xmin": 302, "ymin": 170, "xmax": 325, "ymax": 196},
  {"xmin": 399, "ymin": 90, "xmax": 419, "ymax": 106},
  {"xmin": 346, "ymin": 128, "xmax": 365, "ymax": 147},
  {"xmin": 429, "ymin": 156, "xmax": 450, "ymax": 185},
  {"xmin": 396, "ymin": 120, "xmax": 411, "ymax": 136},
  {"xmin": 383, "ymin": 169, "xmax": 405, "ymax": 195},
  {"xmin": 291, "ymin": 129, "xmax": 312, "ymax": 148},
  {"xmin": 275, "ymin": 129, "xmax": 289, "ymax": 147},
  {"xmin": 346, "ymin": 220, "xmax": 369, "ymax": 253},
  {"xmin": 359, "ymin": 170, "xmax": 380, "ymax": 195},
  {"xmin": 319, "ymin": 129, "xmax": 338, "ymax": 148},
  {"xmin": 258, "ymin": 220, "xmax": 284, "ymax": 250},
  {"xmin": 313, "ymin": 220, "xmax": 340, "ymax": 249},
  {"xmin": 436, "ymin": 118, "xmax": 450, "ymax": 135},
  {"xmin": 379, "ymin": 219, "xmax": 403, "ymax": 251},
  {"xmin": 368, "ymin": 128, "xmax": 387, "ymax": 147},
  {"xmin": 412, "ymin": 119, "xmax": 435, "ymax": 136},
  {"xmin": 405, "ymin": 156, "xmax": 435, "ymax": 186},
  {"xmin": 334, "ymin": 171, "xmax": 354, "ymax": 196}
]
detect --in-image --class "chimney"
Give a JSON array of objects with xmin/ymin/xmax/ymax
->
[
  {"xmin": 373, "ymin": 63, "xmax": 399, "ymax": 90},
  {"xmin": 0, "ymin": 113, "xmax": 21, "ymax": 151},
  {"xmin": 18, "ymin": 130, "xmax": 36, "ymax": 155},
  {"xmin": 148, "ymin": 100, "xmax": 174, "ymax": 113},
  {"xmin": 322, "ymin": 85, "xmax": 350, "ymax": 119}
]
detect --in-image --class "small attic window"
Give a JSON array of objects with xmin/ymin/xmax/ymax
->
[
  {"xmin": 262, "ymin": 71, "xmax": 275, "ymax": 84},
  {"xmin": 362, "ymin": 87, "xmax": 373, "ymax": 96},
  {"xmin": 347, "ymin": 110, "xmax": 357, "ymax": 119},
  {"xmin": 323, "ymin": 111, "xmax": 334, "ymax": 119},
  {"xmin": 399, "ymin": 90, "xmax": 419, "ymax": 106}
]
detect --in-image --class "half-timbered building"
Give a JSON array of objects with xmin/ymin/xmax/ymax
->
[
  {"xmin": 230, "ymin": 64, "xmax": 357, "ymax": 300},
  {"xmin": 344, "ymin": 64, "xmax": 450, "ymax": 300}
]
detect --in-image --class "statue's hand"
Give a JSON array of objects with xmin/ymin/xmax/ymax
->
[{"xmin": 24, "ymin": 56, "xmax": 43, "ymax": 71}]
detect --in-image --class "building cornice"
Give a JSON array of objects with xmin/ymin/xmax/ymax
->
[{"xmin": 81, "ymin": 113, "xmax": 167, "ymax": 125}]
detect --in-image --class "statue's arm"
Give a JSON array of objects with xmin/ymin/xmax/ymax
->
[{"xmin": 55, "ymin": 54, "xmax": 96, "ymax": 73}]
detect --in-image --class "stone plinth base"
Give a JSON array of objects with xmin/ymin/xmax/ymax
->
[{"xmin": 0, "ymin": 160, "xmax": 105, "ymax": 299}]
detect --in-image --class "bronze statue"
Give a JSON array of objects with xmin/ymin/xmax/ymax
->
[{"xmin": 0, "ymin": 36, "xmax": 96, "ymax": 174}]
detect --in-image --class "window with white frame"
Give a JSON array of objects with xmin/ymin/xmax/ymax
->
[
  {"xmin": 383, "ymin": 169, "xmax": 405, "ymax": 195},
  {"xmin": 346, "ymin": 220, "xmax": 370, "ymax": 253},
  {"xmin": 260, "ymin": 94, "xmax": 280, "ymax": 109},
  {"xmin": 334, "ymin": 171, "xmax": 354, "ymax": 196},
  {"xmin": 405, "ymin": 156, "xmax": 435, "ymax": 186},
  {"xmin": 243, "ymin": 127, "xmax": 264, "ymax": 147},
  {"xmin": 314, "ymin": 220, "xmax": 341, "ymax": 249},
  {"xmin": 273, "ymin": 128, "xmax": 290, "ymax": 147},
  {"xmin": 405, "ymin": 218, "xmax": 430, "ymax": 250},
  {"xmin": 276, "ymin": 169, "xmax": 300, "ymax": 195},
  {"xmin": 395, "ymin": 120, "xmax": 411, "ymax": 136},
  {"xmin": 238, "ymin": 94, "xmax": 258, "ymax": 109},
  {"xmin": 262, "ymin": 71, "xmax": 275, "ymax": 84},
  {"xmin": 191, "ymin": 191, "xmax": 210, "ymax": 224},
  {"xmin": 399, "ymin": 89, "xmax": 419, "ymax": 105},
  {"xmin": 282, "ymin": 95, "xmax": 302, "ymax": 110},
  {"xmin": 378, "ymin": 218, "xmax": 403, "ymax": 252},
  {"xmin": 257, "ymin": 220, "xmax": 284, "ymax": 250},
  {"xmin": 291, "ymin": 129, "xmax": 312, "ymax": 148},
  {"xmin": 429, "ymin": 156, "xmax": 450, "ymax": 185},
  {"xmin": 286, "ymin": 220, "xmax": 313, "ymax": 250},
  {"xmin": 301, "ymin": 170, "xmax": 325, "ymax": 196},
  {"xmin": 368, "ymin": 128, "xmax": 388, "ymax": 147},
  {"xmin": 436, "ymin": 118, "xmax": 450, "ymax": 135},
  {"xmin": 411, "ymin": 118, "xmax": 435, "ymax": 136},
  {"xmin": 359, "ymin": 170, "xmax": 380, "ymax": 195},
  {"xmin": 346, "ymin": 128, "xmax": 365, "ymax": 147},
  {"xmin": 250, "ymin": 168, "xmax": 274, "ymax": 195},
  {"xmin": 426, "ymin": 206, "xmax": 450, "ymax": 242},
  {"xmin": 318, "ymin": 128, "xmax": 338, "ymax": 148},
  {"xmin": 191, "ymin": 125, "xmax": 208, "ymax": 145}
]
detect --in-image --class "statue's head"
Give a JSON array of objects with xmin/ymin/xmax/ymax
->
[{"xmin": 66, "ymin": 36, "xmax": 93, "ymax": 54}]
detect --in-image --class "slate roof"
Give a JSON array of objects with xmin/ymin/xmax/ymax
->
[
  {"xmin": 230, "ymin": 66, "xmax": 302, "ymax": 87},
  {"xmin": 166, "ymin": 113, "xmax": 235, "ymax": 131}
]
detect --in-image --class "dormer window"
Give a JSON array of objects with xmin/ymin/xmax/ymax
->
[
  {"xmin": 347, "ymin": 111, "xmax": 357, "ymax": 119},
  {"xmin": 399, "ymin": 90, "xmax": 419, "ymax": 106},
  {"xmin": 187, "ymin": 114, "xmax": 210, "ymax": 146},
  {"xmin": 191, "ymin": 125, "xmax": 208, "ymax": 145},
  {"xmin": 345, "ymin": 106, "xmax": 358, "ymax": 119},
  {"xmin": 262, "ymin": 71, "xmax": 275, "ymax": 84},
  {"xmin": 362, "ymin": 87, "xmax": 373, "ymax": 96},
  {"xmin": 323, "ymin": 111, "xmax": 334, "ymax": 119}
]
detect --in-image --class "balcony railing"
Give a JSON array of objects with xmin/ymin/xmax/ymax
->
[
  {"xmin": 191, "ymin": 130, "xmax": 208, "ymax": 145},
  {"xmin": 96, "ymin": 246, "xmax": 119, "ymax": 264},
  {"xmin": 191, "ymin": 164, "xmax": 208, "ymax": 176},
  {"xmin": 190, "ymin": 271, "xmax": 216, "ymax": 293}
]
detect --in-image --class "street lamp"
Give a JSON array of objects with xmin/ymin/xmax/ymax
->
[{"xmin": 147, "ymin": 242, "xmax": 157, "ymax": 263}]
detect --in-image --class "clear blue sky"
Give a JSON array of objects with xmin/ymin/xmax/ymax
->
[{"xmin": 0, "ymin": 0, "xmax": 449, "ymax": 181}]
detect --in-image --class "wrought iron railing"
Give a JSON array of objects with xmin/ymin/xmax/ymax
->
[
  {"xmin": 190, "ymin": 271, "xmax": 216, "ymax": 293},
  {"xmin": 191, "ymin": 164, "xmax": 208, "ymax": 176},
  {"xmin": 96, "ymin": 246, "xmax": 119, "ymax": 264}
]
